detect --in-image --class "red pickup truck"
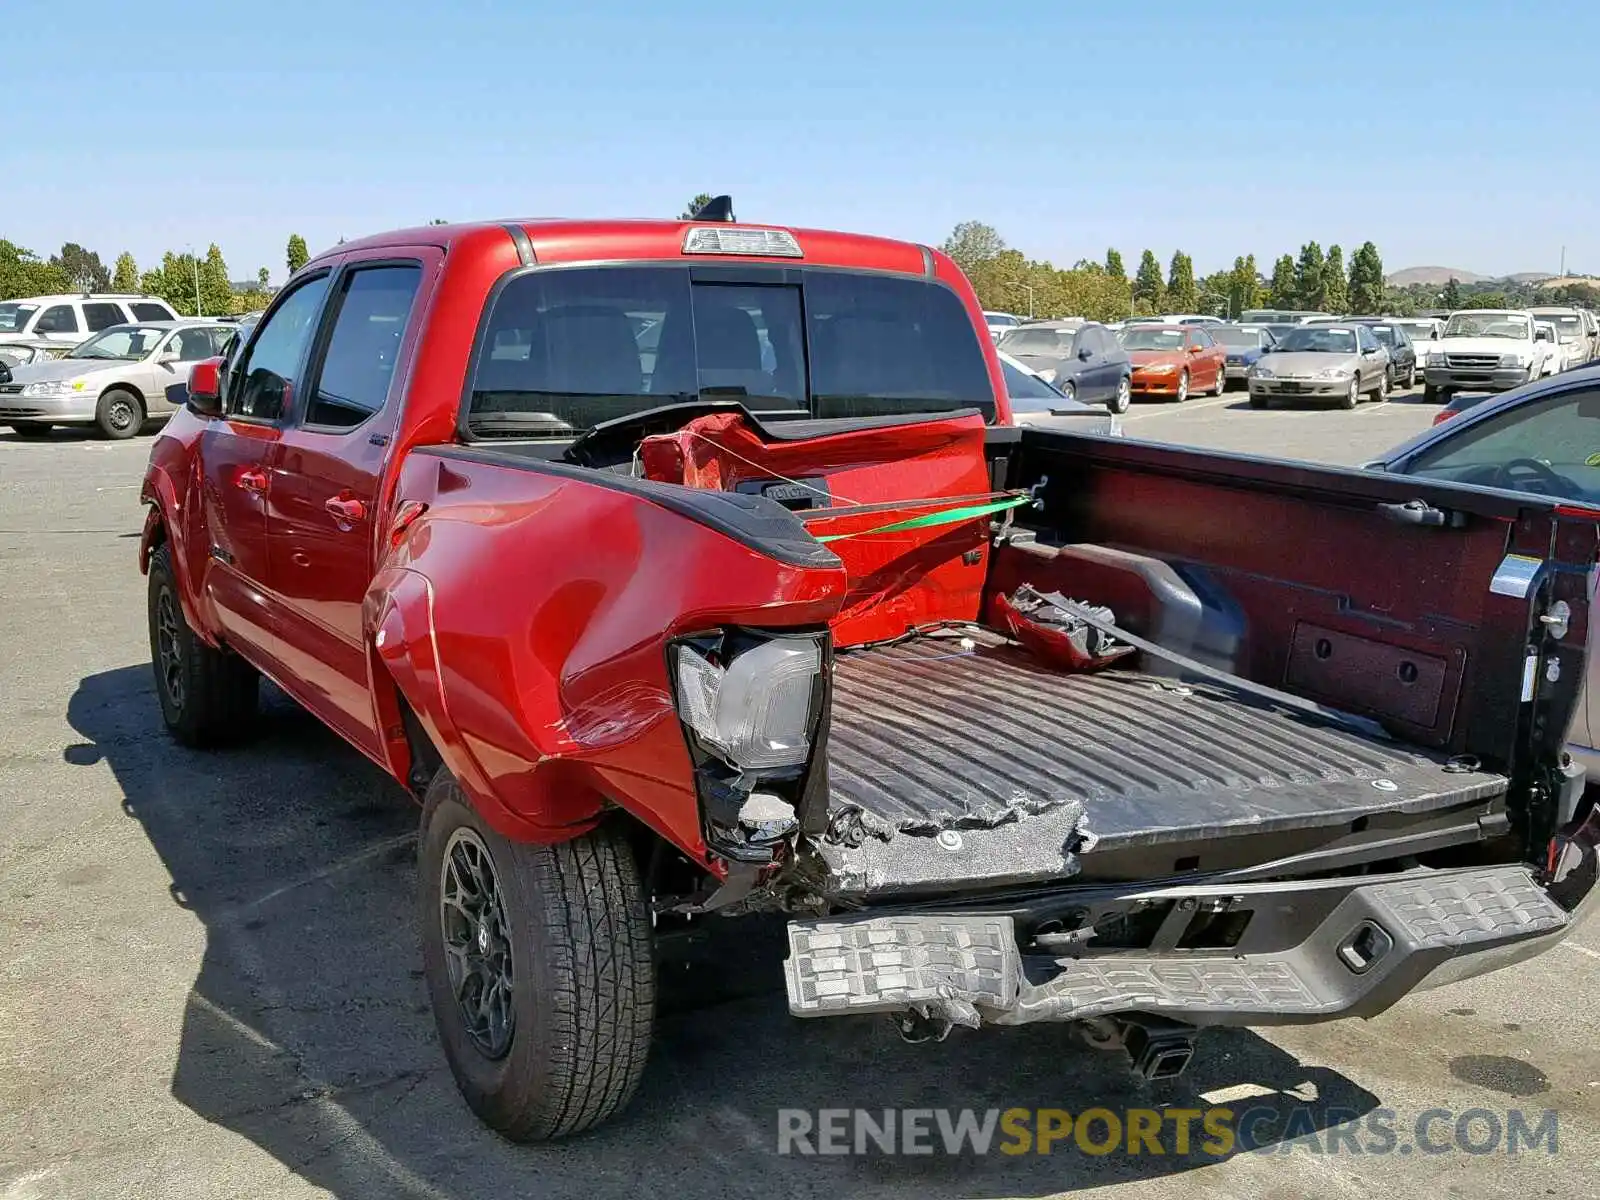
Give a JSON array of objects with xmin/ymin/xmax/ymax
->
[{"xmin": 140, "ymin": 212, "xmax": 1600, "ymax": 1142}]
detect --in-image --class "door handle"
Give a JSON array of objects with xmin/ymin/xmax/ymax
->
[
  {"xmin": 236, "ymin": 467, "xmax": 268, "ymax": 494},
  {"xmin": 325, "ymin": 495, "xmax": 367, "ymax": 524}
]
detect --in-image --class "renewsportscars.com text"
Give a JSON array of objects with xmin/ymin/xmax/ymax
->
[{"xmin": 776, "ymin": 1106, "xmax": 1559, "ymax": 1157}]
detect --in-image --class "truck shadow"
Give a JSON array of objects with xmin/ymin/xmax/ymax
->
[{"xmin": 66, "ymin": 664, "xmax": 1380, "ymax": 1200}]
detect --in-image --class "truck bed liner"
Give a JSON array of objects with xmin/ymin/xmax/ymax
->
[{"xmin": 819, "ymin": 632, "xmax": 1508, "ymax": 896}]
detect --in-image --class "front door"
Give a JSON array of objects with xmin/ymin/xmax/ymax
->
[
  {"xmin": 196, "ymin": 272, "xmax": 335, "ymax": 671},
  {"xmin": 267, "ymin": 254, "xmax": 434, "ymax": 756}
]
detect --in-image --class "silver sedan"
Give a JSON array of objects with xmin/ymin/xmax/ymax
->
[
  {"xmin": 1247, "ymin": 324, "xmax": 1392, "ymax": 409},
  {"xmin": 0, "ymin": 321, "xmax": 236, "ymax": 439}
]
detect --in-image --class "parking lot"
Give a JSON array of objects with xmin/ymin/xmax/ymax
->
[{"xmin": 2, "ymin": 394, "xmax": 1597, "ymax": 1200}]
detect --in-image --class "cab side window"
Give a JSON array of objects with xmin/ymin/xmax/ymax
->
[
  {"xmin": 229, "ymin": 277, "xmax": 331, "ymax": 422},
  {"xmin": 34, "ymin": 305, "xmax": 79, "ymax": 335},
  {"xmin": 304, "ymin": 265, "xmax": 423, "ymax": 428}
]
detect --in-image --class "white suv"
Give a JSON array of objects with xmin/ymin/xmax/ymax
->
[{"xmin": 0, "ymin": 294, "xmax": 180, "ymax": 347}]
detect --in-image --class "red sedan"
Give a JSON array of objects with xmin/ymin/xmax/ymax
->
[{"xmin": 1120, "ymin": 323, "xmax": 1228, "ymax": 401}]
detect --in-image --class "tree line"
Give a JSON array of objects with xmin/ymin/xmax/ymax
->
[
  {"xmin": 942, "ymin": 222, "xmax": 1394, "ymax": 323},
  {"xmin": 0, "ymin": 232, "xmax": 330, "ymax": 317}
]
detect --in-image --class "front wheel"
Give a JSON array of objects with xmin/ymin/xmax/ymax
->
[
  {"xmin": 1422, "ymin": 383, "xmax": 1439, "ymax": 404},
  {"xmin": 147, "ymin": 544, "xmax": 259, "ymax": 746},
  {"xmin": 1404, "ymin": 365, "xmax": 1415, "ymax": 390},
  {"xmin": 1059, "ymin": 380, "xmax": 1077, "ymax": 404},
  {"xmin": 419, "ymin": 770, "xmax": 655, "ymax": 1141},
  {"xmin": 1248, "ymin": 393, "xmax": 1268, "ymax": 409},
  {"xmin": 96, "ymin": 387, "xmax": 144, "ymax": 440},
  {"xmin": 1109, "ymin": 375, "xmax": 1131, "ymax": 414}
]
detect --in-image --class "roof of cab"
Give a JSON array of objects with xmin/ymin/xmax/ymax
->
[{"xmin": 318, "ymin": 219, "xmax": 938, "ymax": 277}]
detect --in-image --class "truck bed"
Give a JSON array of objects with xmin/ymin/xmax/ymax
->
[{"xmin": 816, "ymin": 630, "xmax": 1509, "ymax": 899}]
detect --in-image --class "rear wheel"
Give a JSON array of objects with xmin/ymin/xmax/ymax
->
[
  {"xmin": 1210, "ymin": 363, "xmax": 1227, "ymax": 395},
  {"xmin": 147, "ymin": 544, "xmax": 259, "ymax": 746},
  {"xmin": 8, "ymin": 424, "xmax": 50, "ymax": 439},
  {"xmin": 1340, "ymin": 377, "xmax": 1359, "ymax": 409},
  {"xmin": 1109, "ymin": 375, "xmax": 1131, "ymax": 414},
  {"xmin": 96, "ymin": 387, "xmax": 144, "ymax": 440},
  {"xmin": 1175, "ymin": 370, "xmax": 1189, "ymax": 403},
  {"xmin": 1370, "ymin": 369, "xmax": 1390, "ymax": 402},
  {"xmin": 419, "ymin": 771, "xmax": 655, "ymax": 1141}
]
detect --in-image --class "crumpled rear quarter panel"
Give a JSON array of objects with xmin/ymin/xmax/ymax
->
[{"xmin": 373, "ymin": 450, "xmax": 846, "ymax": 857}]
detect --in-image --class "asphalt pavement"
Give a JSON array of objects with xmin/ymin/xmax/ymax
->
[{"xmin": 1, "ymin": 400, "xmax": 1596, "ymax": 1200}]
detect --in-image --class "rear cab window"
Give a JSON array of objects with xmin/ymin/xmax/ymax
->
[
  {"xmin": 466, "ymin": 265, "xmax": 994, "ymax": 438},
  {"xmin": 130, "ymin": 302, "xmax": 176, "ymax": 322}
]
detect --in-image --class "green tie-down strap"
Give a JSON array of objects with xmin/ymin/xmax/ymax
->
[{"xmin": 812, "ymin": 494, "xmax": 1030, "ymax": 544}]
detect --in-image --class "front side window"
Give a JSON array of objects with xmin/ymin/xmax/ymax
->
[
  {"xmin": 34, "ymin": 305, "xmax": 78, "ymax": 335},
  {"xmin": 83, "ymin": 302, "xmax": 126, "ymax": 332},
  {"xmin": 1406, "ymin": 388, "xmax": 1600, "ymax": 500},
  {"xmin": 305, "ymin": 265, "xmax": 422, "ymax": 428},
  {"xmin": 468, "ymin": 266, "xmax": 993, "ymax": 435},
  {"xmin": 167, "ymin": 327, "xmax": 223, "ymax": 362},
  {"xmin": 230, "ymin": 276, "xmax": 331, "ymax": 421}
]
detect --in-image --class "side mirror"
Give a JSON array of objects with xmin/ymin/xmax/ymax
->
[
  {"xmin": 158, "ymin": 347, "xmax": 180, "ymax": 364},
  {"xmin": 1078, "ymin": 346, "xmax": 1093, "ymax": 360},
  {"xmin": 186, "ymin": 356, "xmax": 225, "ymax": 417},
  {"xmin": 1188, "ymin": 343, "xmax": 1204, "ymax": 354}
]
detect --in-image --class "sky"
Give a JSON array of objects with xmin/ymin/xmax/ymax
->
[{"xmin": 5, "ymin": 0, "xmax": 1596, "ymax": 286}]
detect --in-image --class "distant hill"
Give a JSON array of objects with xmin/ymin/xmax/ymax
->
[
  {"xmin": 1504, "ymin": 272, "xmax": 1552, "ymax": 284},
  {"xmin": 1386, "ymin": 266, "xmax": 1489, "ymax": 287}
]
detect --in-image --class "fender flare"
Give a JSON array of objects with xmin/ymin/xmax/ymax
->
[
  {"xmin": 139, "ymin": 473, "xmax": 212, "ymax": 644},
  {"xmin": 368, "ymin": 567, "xmax": 589, "ymax": 844}
]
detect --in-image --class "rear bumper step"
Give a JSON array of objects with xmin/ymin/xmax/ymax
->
[{"xmin": 784, "ymin": 864, "xmax": 1584, "ymax": 1028}]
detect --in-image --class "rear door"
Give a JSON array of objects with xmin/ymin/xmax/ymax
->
[
  {"xmin": 266, "ymin": 250, "xmax": 437, "ymax": 755},
  {"xmin": 195, "ymin": 271, "xmax": 335, "ymax": 670}
]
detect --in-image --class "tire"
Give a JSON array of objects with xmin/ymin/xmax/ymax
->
[
  {"xmin": 1248, "ymin": 393, "xmax": 1268, "ymax": 409},
  {"xmin": 1059, "ymin": 380, "xmax": 1076, "ymax": 404},
  {"xmin": 419, "ymin": 770, "xmax": 655, "ymax": 1142},
  {"xmin": 1109, "ymin": 375, "xmax": 1131, "ymax": 414},
  {"xmin": 9, "ymin": 424, "xmax": 51, "ymax": 438},
  {"xmin": 1339, "ymin": 377, "xmax": 1359, "ymax": 409},
  {"xmin": 1210, "ymin": 364, "xmax": 1227, "ymax": 396},
  {"xmin": 1422, "ymin": 384, "xmax": 1438, "ymax": 404},
  {"xmin": 147, "ymin": 543, "xmax": 259, "ymax": 746},
  {"xmin": 1404, "ymin": 365, "xmax": 1415, "ymax": 390},
  {"xmin": 1175, "ymin": 370, "xmax": 1189, "ymax": 403},
  {"xmin": 96, "ymin": 387, "xmax": 144, "ymax": 440},
  {"xmin": 1370, "ymin": 369, "xmax": 1390, "ymax": 403}
]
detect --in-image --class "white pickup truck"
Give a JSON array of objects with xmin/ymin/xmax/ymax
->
[{"xmin": 1421, "ymin": 309, "xmax": 1559, "ymax": 403}]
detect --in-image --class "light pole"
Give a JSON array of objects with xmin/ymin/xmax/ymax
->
[
  {"xmin": 1004, "ymin": 279, "xmax": 1035, "ymax": 319},
  {"xmin": 187, "ymin": 244, "xmax": 203, "ymax": 316}
]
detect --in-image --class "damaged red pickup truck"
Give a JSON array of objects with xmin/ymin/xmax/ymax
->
[{"xmin": 140, "ymin": 212, "xmax": 1600, "ymax": 1141}]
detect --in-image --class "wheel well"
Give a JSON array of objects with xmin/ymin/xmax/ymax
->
[{"xmin": 100, "ymin": 382, "xmax": 145, "ymax": 410}]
